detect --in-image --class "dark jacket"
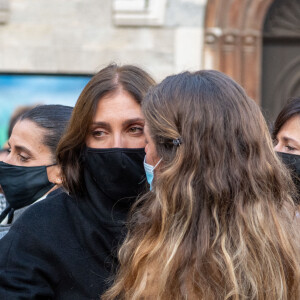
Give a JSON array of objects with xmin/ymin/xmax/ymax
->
[
  {"xmin": 0, "ymin": 173, "xmax": 134, "ymax": 299},
  {"xmin": 0, "ymin": 189, "xmax": 57, "ymax": 240}
]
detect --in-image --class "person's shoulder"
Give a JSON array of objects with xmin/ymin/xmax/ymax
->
[
  {"xmin": 31, "ymin": 188, "xmax": 70, "ymax": 210},
  {"xmin": 46, "ymin": 187, "xmax": 66, "ymax": 199},
  {"xmin": 13, "ymin": 189, "xmax": 74, "ymax": 230}
]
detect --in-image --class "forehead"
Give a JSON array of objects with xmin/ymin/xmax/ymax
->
[
  {"xmin": 93, "ymin": 90, "xmax": 143, "ymax": 122},
  {"xmin": 9, "ymin": 120, "xmax": 49, "ymax": 153},
  {"xmin": 278, "ymin": 115, "xmax": 300, "ymax": 137}
]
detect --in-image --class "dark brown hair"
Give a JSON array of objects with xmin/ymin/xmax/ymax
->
[
  {"xmin": 103, "ymin": 70, "xmax": 300, "ymax": 300},
  {"xmin": 8, "ymin": 104, "xmax": 38, "ymax": 138},
  {"xmin": 20, "ymin": 105, "xmax": 73, "ymax": 162},
  {"xmin": 57, "ymin": 64, "xmax": 155, "ymax": 195},
  {"xmin": 272, "ymin": 97, "xmax": 300, "ymax": 140}
]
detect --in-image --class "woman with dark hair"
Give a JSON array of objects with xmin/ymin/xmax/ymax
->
[
  {"xmin": 0, "ymin": 64, "xmax": 155, "ymax": 299},
  {"xmin": 0, "ymin": 104, "xmax": 38, "ymax": 216},
  {"xmin": 103, "ymin": 71, "xmax": 300, "ymax": 300},
  {"xmin": 273, "ymin": 97, "xmax": 300, "ymax": 207},
  {"xmin": 0, "ymin": 104, "xmax": 72, "ymax": 237}
]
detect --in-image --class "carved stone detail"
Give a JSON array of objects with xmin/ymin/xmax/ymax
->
[
  {"xmin": 205, "ymin": 34, "xmax": 217, "ymax": 44},
  {"xmin": 224, "ymin": 34, "xmax": 236, "ymax": 45},
  {"xmin": 204, "ymin": 0, "xmax": 275, "ymax": 103},
  {"xmin": 243, "ymin": 35, "xmax": 256, "ymax": 46},
  {"xmin": 112, "ymin": 0, "xmax": 167, "ymax": 27}
]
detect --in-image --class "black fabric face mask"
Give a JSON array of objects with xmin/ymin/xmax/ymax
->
[
  {"xmin": 277, "ymin": 151, "xmax": 300, "ymax": 177},
  {"xmin": 0, "ymin": 161, "xmax": 55, "ymax": 223},
  {"xmin": 84, "ymin": 147, "xmax": 146, "ymax": 202},
  {"xmin": 277, "ymin": 152, "xmax": 300, "ymax": 203}
]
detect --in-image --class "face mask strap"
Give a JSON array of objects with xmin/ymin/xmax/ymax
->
[
  {"xmin": 46, "ymin": 163, "xmax": 57, "ymax": 168},
  {"xmin": 153, "ymin": 158, "xmax": 162, "ymax": 170},
  {"xmin": 144, "ymin": 157, "xmax": 162, "ymax": 170}
]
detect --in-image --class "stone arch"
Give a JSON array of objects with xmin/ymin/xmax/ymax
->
[{"xmin": 203, "ymin": 0, "xmax": 275, "ymax": 103}]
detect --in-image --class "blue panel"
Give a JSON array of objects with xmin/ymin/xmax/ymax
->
[{"xmin": 0, "ymin": 74, "xmax": 91, "ymax": 147}]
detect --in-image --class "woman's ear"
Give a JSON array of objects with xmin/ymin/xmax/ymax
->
[{"xmin": 46, "ymin": 165, "xmax": 62, "ymax": 185}]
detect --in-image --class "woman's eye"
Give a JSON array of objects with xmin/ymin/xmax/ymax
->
[
  {"xmin": 286, "ymin": 145, "xmax": 296, "ymax": 151},
  {"xmin": 92, "ymin": 130, "xmax": 106, "ymax": 138},
  {"xmin": 18, "ymin": 154, "xmax": 29, "ymax": 162},
  {"xmin": 128, "ymin": 126, "xmax": 143, "ymax": 134}
]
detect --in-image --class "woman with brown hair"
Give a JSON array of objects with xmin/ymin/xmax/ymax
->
[
  {"xmin": 103, "ymin": 70, "xmax": 300, "ymax": 299},
  {"xmin": 0, "ymin": 64, "xmax": 155, "ymax": 299}
]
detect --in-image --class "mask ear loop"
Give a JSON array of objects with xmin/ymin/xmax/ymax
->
[
  {"xmin": 46, "ymin": 163, "xmax": 57, "ymax": 168},
  {"xmin": 153, "ymin": 158, "xmax": 162, "ymax": 170}
]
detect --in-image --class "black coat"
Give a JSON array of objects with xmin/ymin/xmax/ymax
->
[{"xmin": 0, "ymin": 171, "xmax": 136, "ymax": 299}]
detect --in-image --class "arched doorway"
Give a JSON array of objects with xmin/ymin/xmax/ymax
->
[
  {"xmin": 261, "ymin": 0, "xmax": 300, "ymax": 122},
  {"xmin": 203, "ymin": 0, "xmax": 275, "ymax": 103}
]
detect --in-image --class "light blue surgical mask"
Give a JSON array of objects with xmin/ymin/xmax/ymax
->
[{"xmin": 143, "ymin": 156, "xmax": 162, "ymax": 190}]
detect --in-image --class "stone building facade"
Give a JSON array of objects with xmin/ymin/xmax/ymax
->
[
  {"xmin": 0, "ymin": 0, "xmax": 300, "ymax": 118},
  {"xmin": 0, "ymin": 0, "xmax": 205, "ymax": 81}
]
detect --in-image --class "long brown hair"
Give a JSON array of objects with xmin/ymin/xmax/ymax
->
[
  {"xmin": 57, "ymin": 64, "xmax": 155, "ymax": 195},
  {"xmin": 103, "ymin": 70, "xmax": 300, "ymax": 299}
]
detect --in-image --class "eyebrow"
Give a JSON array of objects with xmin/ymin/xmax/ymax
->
[
  {"xmin": 282, "ymin": 136, "xmax": 300, "ymax": 147},
  {"xmin": 8, "ymin": 142, "xmax": 34, "ymax": 156},
  {"xmin": 91, "ymin": 118, "xmax": 145, "ymax": 129},
  {"xmin": 90, "ymin": 122, "xmax": 112, "ymax": 130},
  {"xmin": 122, "ymin": 118, "xmax": 145, "ymax": 127}
]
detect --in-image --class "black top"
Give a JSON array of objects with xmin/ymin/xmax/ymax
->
[
  {"xmin": 0, "ymin": 147, "xmax": 146, "ymax": 299},
  {"xmin": 0, "ymin": 181, "xmax": 133, "ymax": 299}
]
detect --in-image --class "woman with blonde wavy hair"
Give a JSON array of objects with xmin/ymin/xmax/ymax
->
[{"xmin": 103, "ymin": 70, "xmax": 300, "ymax": 300}]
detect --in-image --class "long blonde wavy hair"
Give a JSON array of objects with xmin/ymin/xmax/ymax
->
[{"xmin": 103, "ymin": 70, "xmax": 300, "ymax": 299}]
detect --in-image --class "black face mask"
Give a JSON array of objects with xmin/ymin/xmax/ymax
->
[
  {"xmin": 0, "ymin": 161, "xmax": 55, "ymax": 223},
  {"xmin": 277, "ymin": 152, "xmax": 300, "ymax": 176},
  {"xmin": 84, "ymin": 147, "xmax": 146, "ymax": 202},
  {"xmin": 277, "ymin": 152, "xmax": 300, "ymax": 202}
]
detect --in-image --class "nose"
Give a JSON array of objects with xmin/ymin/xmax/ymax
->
[
  {"xmin": 3, "ymin": 152, "xmax": 12, "ymax": 164},
  {"xmin": 3, "ymin": 152, "xmax": 12, "ymax": 165},
  {"xmin": 274, "ymin": 142, "xmax": 282, "ymax": 152},
  {"xmin": 0, "ymin": 150, "xmax": 8, "ymax": 162},
  {"xmin": 112, "ymin": 134, "xmax": 123, "ymax": 148}
]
